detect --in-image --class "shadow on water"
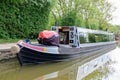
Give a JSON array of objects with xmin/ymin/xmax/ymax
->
[{"xmin": 0, "ymin": 48, "xmax": 119, "ymax": 80}]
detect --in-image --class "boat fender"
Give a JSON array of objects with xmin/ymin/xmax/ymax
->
[{"xmin": 10, "ymin": 45, "xmax": 20, "ymax": 54}]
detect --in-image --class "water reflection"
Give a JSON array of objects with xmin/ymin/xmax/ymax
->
[
  {"xmin": 83, "ymin": 47, "xmax": 120, "ymax": 80},
  {"xmin": 77, "ymin": 53, "xmax": 111, "ymax": 80},
  {"xmin": 104, "ymin": 47, "xmax": 120, "ymax": 80},
  {"xmin": 0, "ymin": 48, "xmax": 119, "ymax": 80}
]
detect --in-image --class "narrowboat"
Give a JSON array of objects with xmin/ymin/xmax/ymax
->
[{"xmin": 16, "ymin": 26, "xmax": 117, "ymax": 65}]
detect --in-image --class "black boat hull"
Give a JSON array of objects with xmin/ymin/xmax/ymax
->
[{"xmin": 17, "ymin": 42, "xmax": 117, "ymax": 65}]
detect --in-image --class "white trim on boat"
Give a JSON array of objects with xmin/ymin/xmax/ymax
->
[{"xmin": 79, "ymin": 41, "xmax": 116, "ymax": 47}]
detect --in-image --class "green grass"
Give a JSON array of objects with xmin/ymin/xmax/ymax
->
[{"xmin": 0, "ymin": 39, "xmax": 37, "ymax": 44}]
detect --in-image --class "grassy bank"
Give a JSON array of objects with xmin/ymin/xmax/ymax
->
[{"xmin": 0, "ymin": 39, "xmax": 37, "ymax": 44}]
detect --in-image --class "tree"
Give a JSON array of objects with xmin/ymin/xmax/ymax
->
[
  {"xmin": 51, "ymin": 0, "xmax": 114, "ymax": 31},
  {"xmin": 95, "ymin": 0, "xmax": 114, "ymax": 30},
  {"xmin": 0, "ymin": 0, "xmax": 56, "ymax": 39}
]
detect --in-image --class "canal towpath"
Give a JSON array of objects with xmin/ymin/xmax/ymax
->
[
  {"xmin": 0, "ymin": 42, "xmax": 37, "ymax": 60},
  {"xmin": 0, "ymin": 43, "xmax": 16, "ymax": 50},
  {"xmin": 0, "ymin": 43, "xmax": 16, "ymax": 60}
]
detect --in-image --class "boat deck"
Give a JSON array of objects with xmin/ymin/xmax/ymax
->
[{"xmin": 59, "ymin": 42, "xmax": 116, "ymax": 54}]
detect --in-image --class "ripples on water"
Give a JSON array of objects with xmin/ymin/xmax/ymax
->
[{"xmin": 0, "ymin": 48, "xmax": 120, "ymax": 80}]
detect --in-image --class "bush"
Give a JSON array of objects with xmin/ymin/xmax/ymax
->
[
  {"xmin": 0, "ymin": 0, "xmax": 53, "ymax": 39},
  {"xmin": 59, "ymin": 10, "xmax": 77, "ymax": 26}
]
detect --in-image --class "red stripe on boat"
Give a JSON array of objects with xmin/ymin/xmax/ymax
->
[{"xmin": 18, "ymin": 41, "xmax": 45, "ymax": 52}]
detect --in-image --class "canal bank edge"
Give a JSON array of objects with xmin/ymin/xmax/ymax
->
[{"xmin": 0, "ymin": 43, "xmax": 16, "ymax": 60}]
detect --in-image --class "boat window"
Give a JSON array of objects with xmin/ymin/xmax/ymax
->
[
  {"xmin": 79, "ymin": 32, "xmax": 87, "ymax": 44},
  {"xmin": 60, "ymin": 32, "xmax": 64, "ymax": 42},
  {"xmin": 103, "ymin": 34, "xmax": 109, "ymax": 42},
  {"xmin": 109, "ymin": 35, "xmax": 115, "ymax": 41},
  {"xmin": 88, "ymin": 33, "xmax": 96, "ymax": 43},
  {"xmin": 59, "ymin": 32, "xmax": 69, "ymax": 44},
  {"xmin": 88, "ymin": 33, "xmax": 113, "ymax": 43},
  {"xmin": 95, "ymin": 34, "xmax": 104, "ymax": 42}
]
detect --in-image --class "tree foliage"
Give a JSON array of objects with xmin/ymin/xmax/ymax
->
[
  {"xmin": 51, "ymin": 0, "xmax": 115, "ymax": 30},
  {"xmin": 0, "ymin": 0, "xmax": 55, "ymax": 39}
]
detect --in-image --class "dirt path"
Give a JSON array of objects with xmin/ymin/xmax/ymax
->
[
  {"xmin": 0, "ymin": 42, "xmax": 37, "ymax": 50},
  {"xmin": 0, "ymin": 43, "xmax": 16, "ymax": 50}
]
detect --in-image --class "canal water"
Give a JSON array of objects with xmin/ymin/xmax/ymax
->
[{"xmin": 0, "ymin": 47, "xmax": 120, "ymax": 80}]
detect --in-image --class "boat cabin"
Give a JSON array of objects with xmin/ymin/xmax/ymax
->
[{"xmin": 51, "ymin": 26, "xmax": 115, "ymax": 47}]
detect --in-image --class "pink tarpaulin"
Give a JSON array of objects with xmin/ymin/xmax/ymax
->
[{"xmin": 38, "ymin": 30, "xmax": 58, "ymax": 39}]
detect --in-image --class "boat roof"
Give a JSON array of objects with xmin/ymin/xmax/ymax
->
[
  {"xmin": 76, "ymin": 27, "xmax": 113, "ymax": 35},
  {"xmin": 52, "ymin": 26, "xmax": 114, "ymax": 35}
]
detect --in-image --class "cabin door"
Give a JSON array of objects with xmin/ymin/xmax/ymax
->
[{"xmin": 59, "ymin": 29, "xmax": 69, "ymax": 44}]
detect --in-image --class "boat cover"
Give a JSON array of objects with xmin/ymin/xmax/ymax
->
[
  {"xmin": 38, "ymin": 30, "xmax": 58, "ymax": 38},
  {"xmin": 38, "ymin": 30, "xmax": 59, "ymax": 46}
]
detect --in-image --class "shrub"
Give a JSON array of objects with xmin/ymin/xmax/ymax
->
[{"xmin": 0, "ymin": 0, "xmax": 54, "ymax": 39}]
